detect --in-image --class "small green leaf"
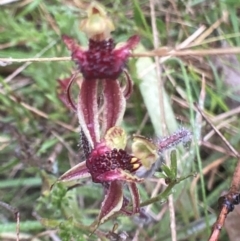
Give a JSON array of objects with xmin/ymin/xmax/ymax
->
[
  {"xmin": 155, "ymin": 172, "xmax": 168, "ymax": 179},
  {"xmin": 161, "ymin": 164, "xmax": 173, "ymax": 179},
  {"xmin": 170, "ymin": 150, "xmax": 177, "ymax": 179},
  {"xmin": 132, "ymin": 0, "xmax": 151, "ymax": 35}
]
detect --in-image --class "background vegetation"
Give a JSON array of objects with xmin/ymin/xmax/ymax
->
[{"xmin": 1, "ymin": 0, "xmax": 240, "ymax": 240}]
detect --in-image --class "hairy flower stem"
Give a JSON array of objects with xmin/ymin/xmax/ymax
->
[{"xmin": 140, "ymin": 183, "xmax": 175, "ymax": 208}]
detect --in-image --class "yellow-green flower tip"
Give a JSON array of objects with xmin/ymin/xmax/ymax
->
[{"xmin": 80, "ymin": 1, "xmax": 115, "ymax": 40}]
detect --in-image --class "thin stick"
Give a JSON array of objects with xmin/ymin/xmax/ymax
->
[
  {"xmin": 2, "ymin": 47, "xmax": 240, "ymax": 64},
  {"xmin": 0, "ymin": 56, "xmax": 70, "ymax": 64},
  {"xmin": 230, "ymin": 158, "xmax": 240, "ymax": 193},
  {"xmin": 136, "ymin": 47, "xmax": 240, "ymax": 57},
  {"xmin": 3, "ymin": 40, "xmax": 57, "ymax": 83},
  {"xmin": 192, "ymin": 11, "xmax": 228, "ymax": 46},
  {"xmin": 208, "ymin": 206, "xmax": 229, "ymax": 241},
  {"xmin": 195, "ymin": 104, "xmax": 239, "ymax": 158},
  {"xmin": 201, "ymin": 141, "xmax": 237, "ymax": 157},
  {"xmin": 208, "ymin": 156, "xmax": 240, "ymax": 241}
]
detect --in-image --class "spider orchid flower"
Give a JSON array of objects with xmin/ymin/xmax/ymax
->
[
  {"xmin": 57, "ymin": 126, "xmax": 192, "ymax": 226},
  {"xmin": 58, "ymin": 2, "xmax": 140, "ymax": 154},
  {"xmin": 57, "ymin": 126, "xmax": 149, "ymax": 225}
]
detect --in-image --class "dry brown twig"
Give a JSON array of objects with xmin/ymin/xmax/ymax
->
[
  {"xmin": 195, "ymin": 105, "xmax": 240, "ymax": 241},
  {"xmin": 2, "ymin": 47, "xmax": 240, "ymax": 65}
]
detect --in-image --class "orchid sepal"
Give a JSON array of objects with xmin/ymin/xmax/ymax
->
[
  {"xmin": 114, "ymin": 35, "xmax": 140, "ymax": 60},
  {"xmin": 58, "ymin": 161, "xmax": 90, "ymax": 182},
  {"xmin": 77, "ymin": 79, "xmax": 100, "ymax": 148},
  {"xmin": 101, "ymin": 80, "xmax": 126, "ymax": 136},
  {"xmin": 97, "ymin": 181, "xmax": 123, "ymax": 225},
  {"xmin": 128, "ymin": 182, "xmax": 140, "ymax": 214}
]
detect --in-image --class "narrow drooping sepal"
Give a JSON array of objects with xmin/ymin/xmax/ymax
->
[
  {"xmin": 58, "ymin": 161, "xmax": 90, "ymax": 182},
  {"xmin": 78, "ymin": 79, "xmax": 100, "ymax": 148},
  {"xmin": 98, "ymin": 181, "xmax": 123, "ymax": 225},
  {"xmin": 102, "ymin": 80, "xmax": 126, "ymax": 135}
]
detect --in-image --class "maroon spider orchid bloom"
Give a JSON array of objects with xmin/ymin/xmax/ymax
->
[
  {"xmin": 58, "ymin": 2, "xmax": 140, "ymax": 154},
  {"xmin": 58, "ymin": 126, "xmax": 143, "ymax": 225},
  {"xmin": 57, "ymin": 126, "xmax": 192, "ymax": 226}
]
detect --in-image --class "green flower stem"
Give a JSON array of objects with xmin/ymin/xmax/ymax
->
[
  {"xmin": 140, "ymin": 182, "xmax": 175, "ymax": 207},
  {"xmin": 140, "ymin": 173, "xmax": 195, "ymax": 207}
]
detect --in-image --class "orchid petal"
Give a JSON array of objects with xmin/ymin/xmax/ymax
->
[
  {"xmin": 128, "ymin": 182, "xmax": 140, "ymax": 214},
  {"xmin": 58, "ymin": 74, "xmax": 77, "ymax": 111},
  {"xmin": 58, "ymin": 77, "xmax": 72, "ymax": 109},
  {"xmin": 124, "ymin": 35, "xmax": 141, "ymax": 50},
  {"xmin": 104, "ymin": 127, "xmax": 127, "ymax": 150},
  {"xmin": 62, "ymin": 35, "xmax": 87, "ymax": 73},
  {"xmin": 96, "ymin": 169, "xmax": 143, "ymax": 183},
  {"xmin": 98, "ymin": 181, "xmax": 123, "ymax": 224},
  {"xmin": 132, "ymin": 135, "xmax": 159, "ymax": 169},
  {"xmin": 122, "ymin": 70, "xmax": 134, "ymax": 99},
  {"xmin": 62, "ymin": 35, "xmax": 85, "ymax": 59},
  {"xmin": 58, "ymin": 161, "xmax": 90, "ymax": 182},
  {"xmin": 101, "ymin": 80, "xmax": 126, "ymax": 135},
  {"xmin": 78, "ymin": 79, "xmax": 100, "ymax": 148},
  {"xmin": 114, "ymin": 35, "xmax": 140, "ymax": 65}
]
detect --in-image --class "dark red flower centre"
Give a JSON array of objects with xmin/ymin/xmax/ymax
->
[
  {"xmin": 73, "ymin": 38, "xmax": 127, "ymax": 80},
  {"xmin": 86, "ymin": 148, "xmax": 141, "ymax": 183}
]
